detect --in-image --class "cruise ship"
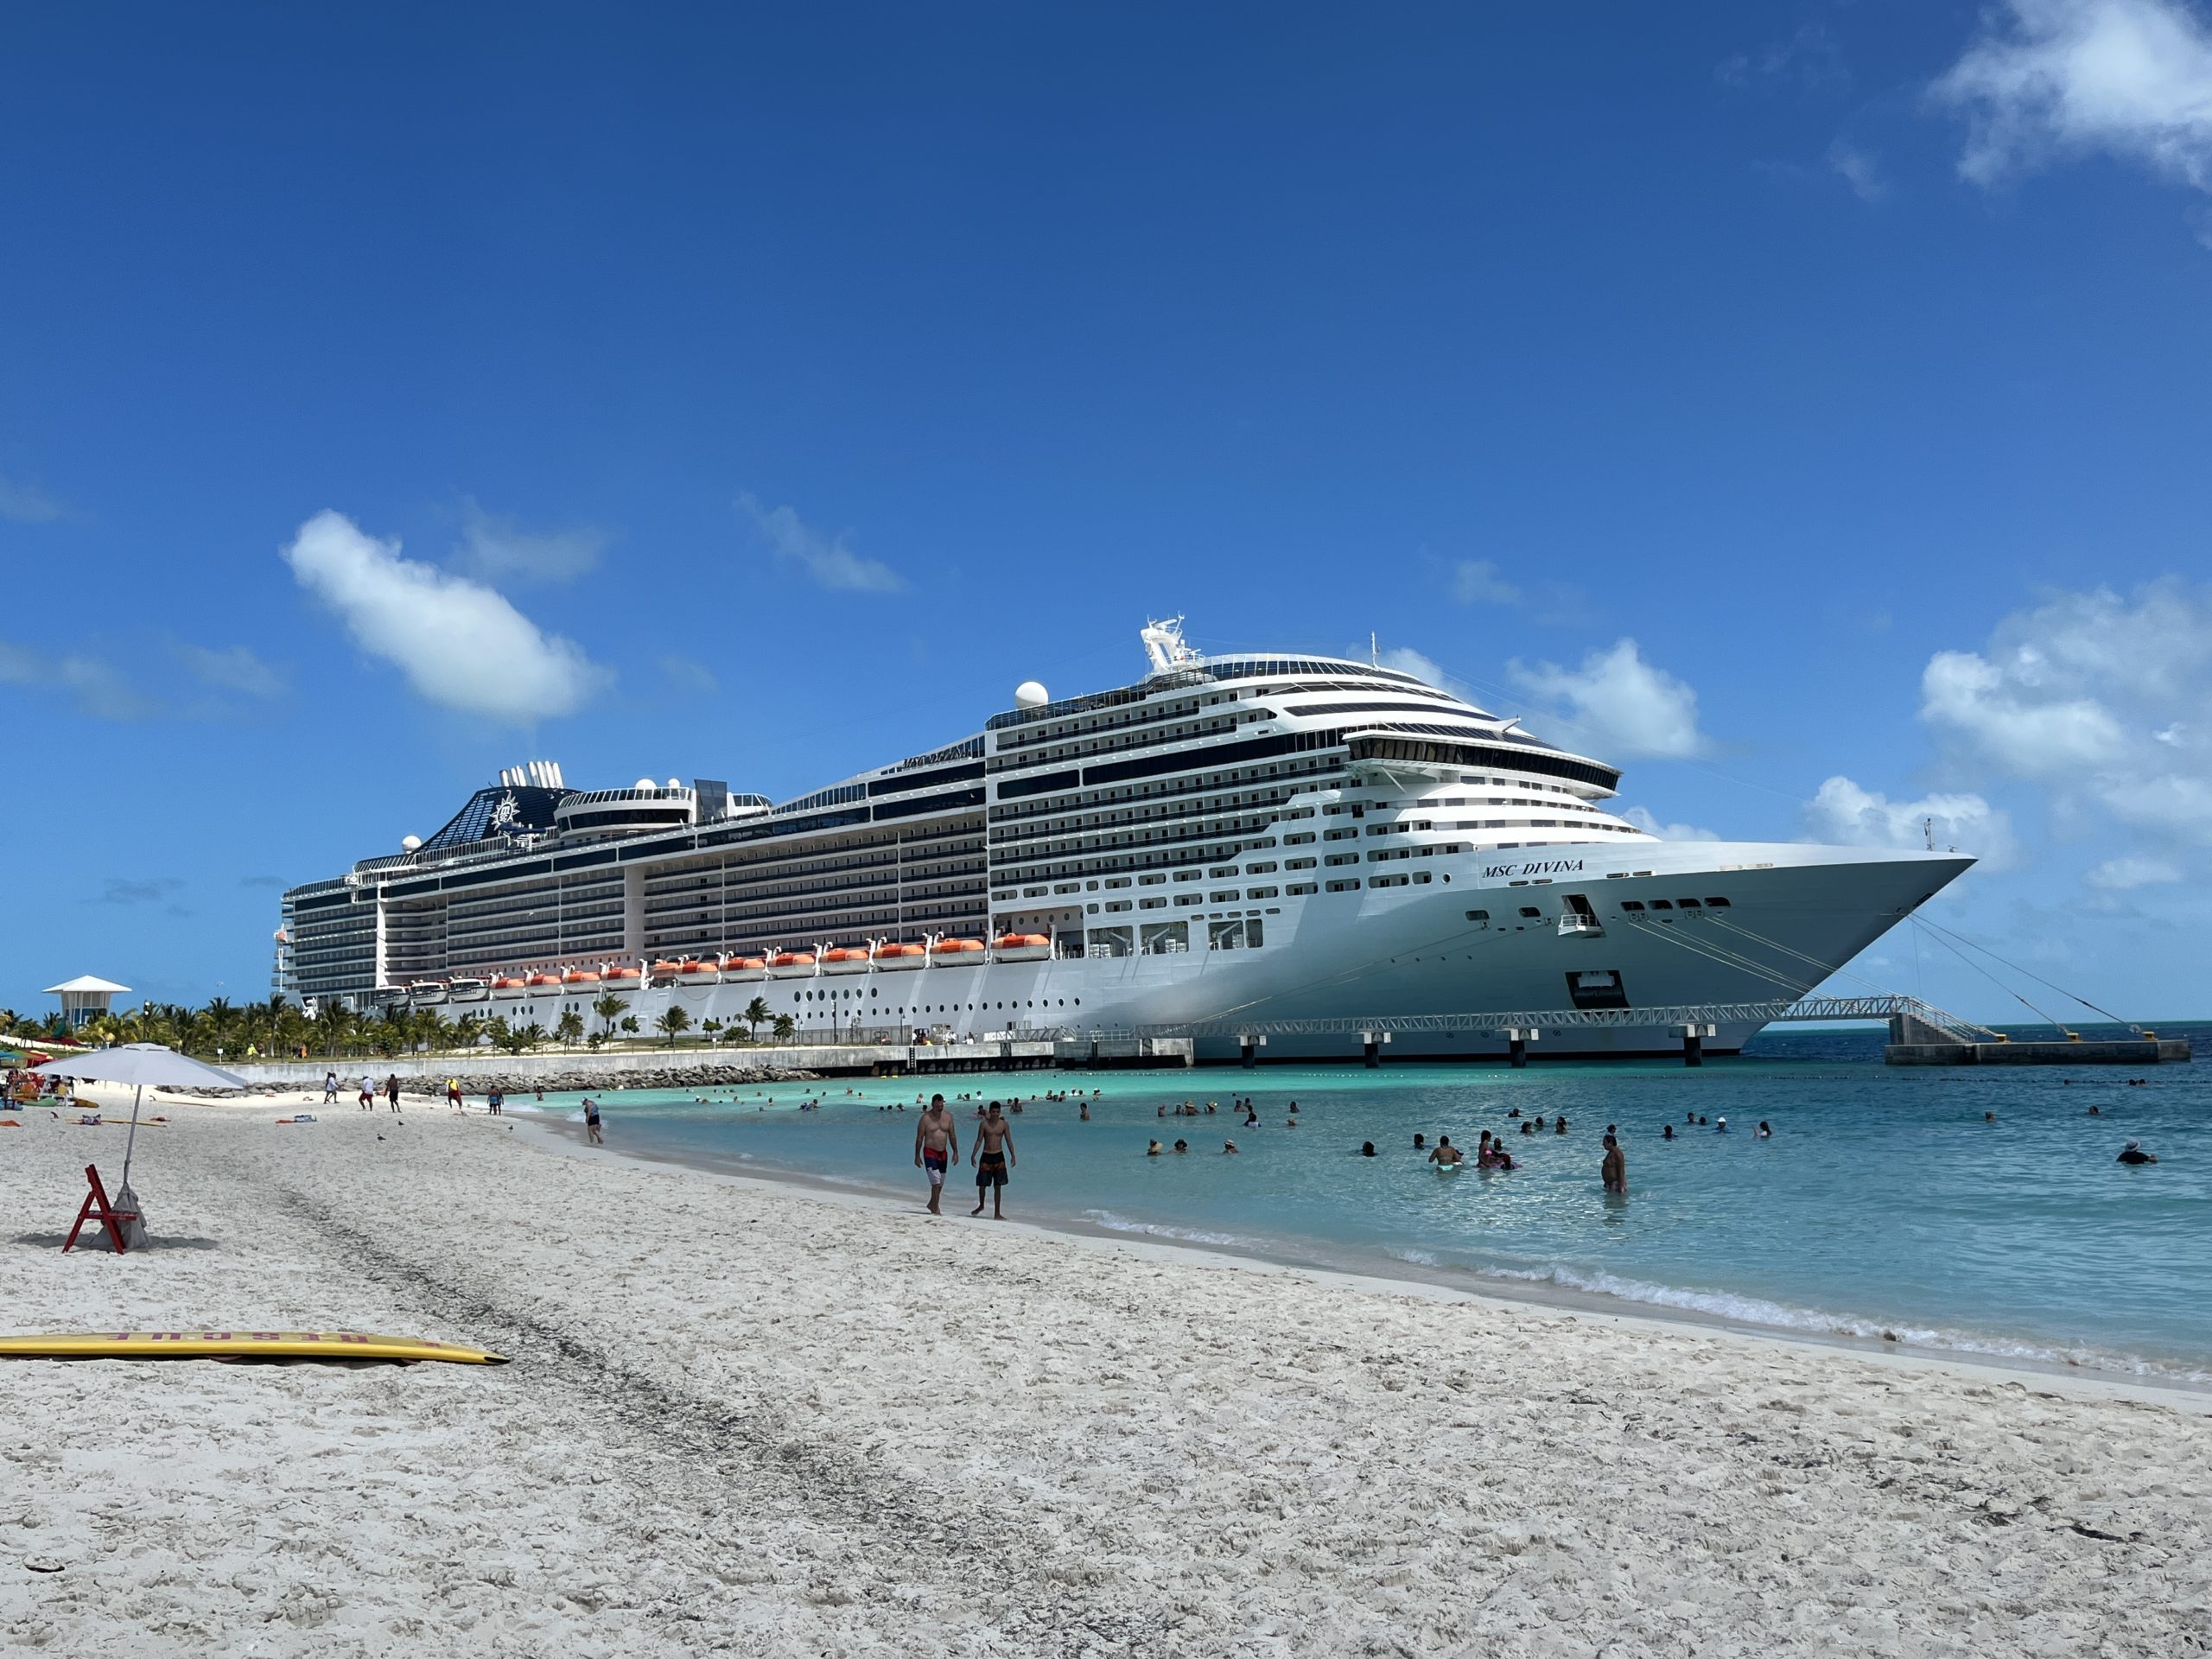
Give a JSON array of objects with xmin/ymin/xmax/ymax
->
[{"xmin": 276, "ymin": 619, "xmax": 1972, "ymax": 1061}]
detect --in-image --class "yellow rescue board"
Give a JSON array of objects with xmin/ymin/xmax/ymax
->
[{"xmin": 0, "ymin": 1331, "xmax": 506, "ymax": 1364}]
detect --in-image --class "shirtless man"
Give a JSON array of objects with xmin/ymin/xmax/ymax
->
[
  {"xmin": 915, "ymin": 1094, "xmax": 957, "ymax": 1215},
  {"xmin": 970, "ymin": 1101, "xmax": 1015, "ymax": 1218},
  {"xmin": 1601, "ymin": 1133, "xmax": 1627, "ymax": 1195}
]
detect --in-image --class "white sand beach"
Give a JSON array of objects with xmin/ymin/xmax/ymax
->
[{"xmin": 3, "ymin": 1088, "xmax": 2207, "ymax": 1656}]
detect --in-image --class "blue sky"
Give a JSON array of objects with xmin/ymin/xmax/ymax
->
[{"xmin": 4, "ymin": 2, "xmax": 2210, "ymax": 1023}]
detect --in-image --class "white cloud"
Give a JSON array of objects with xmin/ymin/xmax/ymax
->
[
  {"xmin": 1716, "ymin": 22, "xmax": 1852, "ymax": 93},
  {"xmin": 1507, "ymin": 639, "xmax": 1707, "ymax": 760},
  {"xmin": 0, "ymin": 477, "xmax": 64, "ymax": 523},
  {"xmin": 0, "ymin": 639, "xmax": 149, "ymax": 720},
  {"xmin": 2087, "ymin": 853, "xmax": 2183, "ymax": 887},
  {"xmin": 451, "ymin": 497, "xmax": 608, "ymax": 587},
  {"xmin": 282, "ymin": 510, "xmax": 611, "ymax": 722},
  {"xmin": 1918, "ymin": 579, "xmax": 2212, "ymax": 844},
  {"xmin": 740, "ymin": 494, "xmax": 903, "ymax": 594},
  {"xmin": 1378, "ymin": 645, "xmax": 1452, "ymax": 690},
  {"xmin": 1933, "ymin": 0, "xmax": 2212, "ymax": 195},
  {"xmin": 1827, "ymin": 139, "xmax": 1891, "ymax": 201},
  {"xmin": 1623, "ymin": 805, "xmax": 1722, "ymax": 842},
  {"xmin": 660, "ymin": 654, "xmax": 719, "ymax": 695},
  {"xmin": 1803, "ymin": 776, "xmax": 2020, "ymax": 866},
  {"xmin": 177, "ymin": 643, "xmax": 287, "ymax": 699},
  {"xmin": 1449, "ymin": 560, "xmax": 1520, "ymax": 606}
]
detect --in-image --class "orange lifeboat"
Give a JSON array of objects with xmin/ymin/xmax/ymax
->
[
  {"xmin": 929, "ymin": 938, "xmax": 987, "ymax": 968},
  {"xmin": 677, "ymin": 957, "xmax": 721, "ymax": 986},
  {"xmin": 649, "ymin": 959, "xmax": 685, "ymax": 985},
  {"xmin": 524, "ymin": 972, "xmax": 563, "ymax": 995},
  {"xmin": 992, "ymin": 932, "xmax": 1054, "ymax": 963},
  {"xmin": 766, "ymin": 950, "xmax": 817, "ymax": 979},
  {"xmin": 491, "ymin": 976, "xmax": 527, "ymax": 999},
  {"xmin": 873, "ymin": 943, "xmax": 927, "ymax": 972},
  {"xmin": 720, "ymin": 956, "xmax": 768, "ymax": 983},
  {"xmin": 563, "ymin": 969, "xmax": 601, "ymax": 992},
  {"xmin": 820, "ymin": 946, "xmax": 872, "ymax": 976},
  {"xmin": 602, "ymin": 965, "xmax": 642, "ymax": 989}
]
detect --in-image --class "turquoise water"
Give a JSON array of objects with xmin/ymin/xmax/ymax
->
[{"xmin": 519, "ymin": 1023, "xmax": 2212, "ymax": 1382}]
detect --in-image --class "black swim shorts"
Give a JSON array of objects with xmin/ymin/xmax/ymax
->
[{"xmin": 976, "ymin": 1153, "xmax": 1008, "ymax": 1188}]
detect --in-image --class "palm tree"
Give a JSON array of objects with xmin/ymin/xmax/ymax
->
[
  {"xmin": 743, "ymin": 996, "xmax": 770, "ymax": 1041},
  {"xmin": 555, "ymin": 1010, "xmax": 584, "ymax": 1049},
  {"xmin": 592, "ymin": 993, "xmax": 626, "ymax": 1041},
  {"xmin": 771, "ymin": 1013, "xmax": 796, "ymax": 1044},
  {"xmin": 620, "ymin": 1015, "xmax": 639, "ymax": 1037},
  {"xmin": 517, "ymin": 1021, "xmax": 548, "ymax": 1052},
  {"xmin": 654, "ymin": 1006, "xmax": 691, "ymax": 1047},
  {"xmin": 701, "ymin": 1018, "xmax": 723, "ymax": 1046}
]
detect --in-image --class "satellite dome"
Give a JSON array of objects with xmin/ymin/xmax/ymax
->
[
  {"xmin": 1014, "ymin": 680, "xmax": 1049, "ymax": 709},
  {"xmin": 635, "ymin": 777, "xmax": 655, "ymax": 791},
  {"xmin": 401, "ymin": 834, "xmax": 423, "ymax": 852},
  {"xmin": 667, "ymin": 777, "xmax": 680, "ymax": 789}
]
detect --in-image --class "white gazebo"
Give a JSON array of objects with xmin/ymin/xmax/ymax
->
[{"xmin": 45, "ymin": 975, "xmax": 131, "ymax": 1030}]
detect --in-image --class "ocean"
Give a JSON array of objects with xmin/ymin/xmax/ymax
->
[{"xmin": 517, "ymin": 1021, "xmax": 2211, "ymax": 1383}]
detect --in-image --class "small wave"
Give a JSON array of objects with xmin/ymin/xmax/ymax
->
[
  {"xmin": 1082, "ymin": 1209, "xmax": 1249, "ymax": 1248},
  {"xmin": 1387, "ymin": 1248, "xmax": 1442, "ymax": 1268},
  {"xmin": 1471, "ymin": 1262, "xmax": 2211, "ymax": 1384}
]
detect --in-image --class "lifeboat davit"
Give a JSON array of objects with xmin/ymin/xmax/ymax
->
[
  {"xmin": 524, "ymin": 972, "xmax": 563, "ymax": 997},
  {"xmin": 766, "ymin": 951, "xmax": 817, "ymax": 979},
  {"xmin": 720, "ymin": 956, "xmax": 767, "ymax": 982},
  {"xmin": 820, "ymin": 946, "xmax": 872, "ymax": 976},
  {"xmin": 601, "ymin": 966, "xmax": 642, "ymax": 992},
  {"xmin": 929, "ymin": 938, "xmax": 987, "ymax": 968},
  {"xmin": 991, "ymin": 932, "xmax": 1053, "ymax": 963},
  {"xmin": 677, "ymin": 958, "xmax": 721, "ymax": 987},
  {"xmin": 491, "ymin": 976, "xmax": 527, "ymax": 999},
  {"xmin": 873, "ymin": 943, "xmax": 927, "ymax": 971},
  {"xmin": 563, "ymin": 969, "xmax": 601, "ymax": 993}
]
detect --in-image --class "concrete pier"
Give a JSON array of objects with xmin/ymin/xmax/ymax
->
[{"xmin": 1885, "ymin": 1037, "xmax": 2192, "ymax": 1066}]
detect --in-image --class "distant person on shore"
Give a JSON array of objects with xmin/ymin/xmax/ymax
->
[
  {"xmin": 915, "ymin": 1094, "xmax": 957, "ymax": 1215},
  {"xmin": 385, "ymin": 1074, "xmax": 401, "ymax": 1114},
  {"xmin": 1428, "ymin": 1136, "xmax": 1462, "ymax": 1167},
  {"xmin": 359, "ymin": 1075, "xmax": 373, "ymax": 1111},
  {"xmin": 323, "ymin": 1071, "xmax": 338, "ymax": 1104},
  {"xmin": 970, "ymin": 1102, "xmax": 1015, "ymax": 1218},
  {"xmin": 447, "ymin": 1077, "xmax": 462, "ymax": 1111},
  {"xmin": 487, "ymin": 1087, "xmax": 504, "ymax": 1117},
  {"xmin": 2117, "ymin": 1140, "xmax": 2158, "ymax": 1165},
  {"xmin": 1601, "ymin": 1134, "xmax": 1627, "ymax": 1195},
  {"xmin": 583, "ymin": 1098, "xmax": 602, "ymax": 1144}
]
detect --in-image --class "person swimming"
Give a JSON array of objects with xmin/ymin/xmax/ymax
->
[
  {"xmin": 1428, "ymin": 1135, "xmax": 1463, "ymax": 1167},
  {"xmin": 1147, "ymin": 1140, "xmax": 1162, "ymax": 1156},
  {"xmin": 1224, "ymin": 1140, "xmax": 1238, "ymax": 1154},
  {"xmin": 1520, "ymin": 1121, "xmax": 1535, "ymax": 1135},
  {"xmin": 1361, "ymin": 1141, "xmax": 1376, "ymax": 1157},
  {"xmin": 1413, "ymin": 1133, "xmax": 1427, "ymax": 1148},
  {"xmin": 1554, "ymin": 1117, "xmax": 1567, "ymax": 1135},
  {"xmin": 1755, "ymin": 1121, "xmax": 1771, "ymax": 1138},
  {"xmin": 1173, "ymin": 1139, "xmax": 1189, "ymax": 1154},
  {"xmin": 1662, "ymin": 1123, "xmax": 1675, "ymax": 1140},
  {"xmin": 1715, "ymin": 1117, "xmax": 1728, "ymax": 1133},
  {"xmin": 2117, "ymin": 1140, "xmax": 2158, "ymax": 1165}
]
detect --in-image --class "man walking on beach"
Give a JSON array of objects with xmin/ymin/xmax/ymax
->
[
  {"xmin": 323, "ymin": 1071, "xmax": 338, "ymax": 1105},
  {"xmin": 583, "ymin": 1098, "xmax": 603, "ymax": 1144},
  {"xmin": 1601, "ymin": 1133, "xmax": 1627, "ymax": 1195},
  {"xmin": 359, "ymin": 1074, "xmax": 374, "ymax": 1111},
  {"xmin": 915, "ymin": 1094, "xmax": 957, "ymax": 1214},
  {"xmin": 971, "ymin": 1100, "xmax": 1015, "ymax": 1218},
  {"xmin": 385, "ymin": 1074, "xmax": 402, "ymax": 1113}
]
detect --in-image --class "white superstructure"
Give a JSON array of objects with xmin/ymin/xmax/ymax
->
[{"xmin": 279, "ymin": 620, "xmax": 1971, "ymax": 1060}]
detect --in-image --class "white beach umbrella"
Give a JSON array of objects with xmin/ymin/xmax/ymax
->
[{"xmin": 29, "ymin": 1044, "xmax": 247, "ymax": 1246}]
